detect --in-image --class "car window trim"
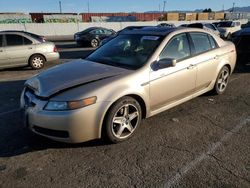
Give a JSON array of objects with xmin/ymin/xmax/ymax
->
[
  {"xmin": 159, "ymin": 32, "xmax": 192, "ymax": 63},
  {"xmin": 23, "ymin": 36, "xmax": 34, "ymax": 45}
]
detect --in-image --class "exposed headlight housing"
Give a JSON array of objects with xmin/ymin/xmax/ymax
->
[{"xmin": 44, "ymin": 96, "xmax": 97, "ymax": 111}]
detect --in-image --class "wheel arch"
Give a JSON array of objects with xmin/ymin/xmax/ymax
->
[
  {"xmin": 100, "ymin": 94, "xmax": 147, "ymax": 139},
  {"xmin": 28, "ymin": 53, "xmax": 47, "ymax": 64}
]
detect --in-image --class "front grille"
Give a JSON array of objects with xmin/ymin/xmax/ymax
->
[{"xmin": 33, "ymin": 126, "xmax": 69, "ymax": 138}]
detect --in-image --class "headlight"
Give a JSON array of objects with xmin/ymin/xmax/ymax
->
[{"xmin": 44, "ymin": 96, "xmax": 97, "ymax": 111}]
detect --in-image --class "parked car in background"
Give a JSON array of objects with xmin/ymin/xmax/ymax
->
[
  {"xmin": 212, "ymin": 22, "xmax": 220, "ymax": 27},
  {"xmin": 187, "ymin": 23, "xmax": 220, "ymax": 36},
  {"xmin": 21, "ymin": 27, "xmax": 236, "ymax": 144},
  {"xmin": 179, "ymin": 24, "xmax": 188, "ymax": 27},
  {"xmin": 3, "ymin": 30, "xmax": 46, "ymax": 42},
  {"xmin": 217, "ymin": 21, "xmax": 241, "ymax": 39},
  {"xmin": 232, "ymin": 28, "xmax": 250, "ymax": 64},
  {"xmin": 100, "ymin": 26, "xmax": 150, "ymax": 46},
  {"xmin": 241, "ymin": 21, "xmax": 250, "ymax": 29},
  {"xmin": 74, "ymin": 27, "xmax": 116, "ymax": 47},
  {"xmin": 0, "ymin": 31, "xmax": 59, "ymax": 70},
  {"xmin": 157, "ymin": 23, "xmax": 175, "ymax": 28}
]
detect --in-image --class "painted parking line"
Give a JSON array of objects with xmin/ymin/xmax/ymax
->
[
  {"xmin": 164, "ymin": 117, "xmax": 250, "ymax": 188},
  {"xmin": 0, "ymin": 108, "xmax": 21, "ymax": 117}
]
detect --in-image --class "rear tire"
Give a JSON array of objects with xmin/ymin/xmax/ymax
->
[
  {"xmin": 91, "ymin": 38, "xmax": 99, "ymax": 48},
  {"xmin": 104, "ymin": 97, "xmax": 142, "ymax": 143},
  {"xmin": 227, "ymin": 33, "xmax": 232, "ymax": 40},
  {"xmin": 29, "ymin": 54, "xmax": 45, "ymax": 70},
  {"xmin": 212, "ymin": 66, "xmax": 230, "ymax": 95}
]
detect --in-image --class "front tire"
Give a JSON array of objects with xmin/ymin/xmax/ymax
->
[
  {"xmin": 29, "ymin": 54, "xmax": 45, "ymax": 70},
  {"xmin": 213, "ymin": 66, "xmax": 230, "ymax": 95},
  {"xmin": 104, "ymin": 97, "xmax": 142, "ymax": 143}
]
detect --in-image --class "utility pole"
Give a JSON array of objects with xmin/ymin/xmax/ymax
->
[
  {"xmin": 87, "ymin": 1, "xmax": 90, "ymax": 13},
  {"xmin": 232, "ymin": 2, "xmax": 235, "ymax": 12},
  {"xmin": 222, "ymin": 4, "xmax": 224, "ymax": 12},
  {"xmin": 59, "ymin": 1, "xmax": 62, "ymax": 13},
  {"xmin": 163, "ymin": 1, "xmax": 166, "ymax": 13},
  {"xmin": 159, "ymin": 4, "xmax": 161, "ymax": 12}
]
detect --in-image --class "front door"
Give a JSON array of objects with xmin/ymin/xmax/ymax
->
[
  {"xmin": 149, "ymin": 33, "xmax": 197, "ymax": 111},
  {"xmin": 188, "ymin": 32, "xmax": 219, "ymax": 91}
]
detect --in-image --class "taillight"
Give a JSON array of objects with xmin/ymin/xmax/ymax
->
[{"xmin": 53, "ymin": 46, "xmax": 58, "ymax": 52}]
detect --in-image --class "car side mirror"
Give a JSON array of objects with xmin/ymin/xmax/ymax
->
[{"xmin": 157, "ymin": 58, "xmax": 177, "ymax": 69}]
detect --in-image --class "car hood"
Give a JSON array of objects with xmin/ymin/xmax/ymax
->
[{"xmin": 25, "ymin": 59, "xmax": 130, "ymax": 98}]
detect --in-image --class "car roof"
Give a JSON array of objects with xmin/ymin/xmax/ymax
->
[
  {"xmin": 119, "ymin": 26, "xmax": 181, "ymax": 36},
  {"xmin": 234, "ymin": 28, "xmax": 250, "ymax": 36},
  {"xmin": 85, "ymin": 27, "xmax": 110, "ymax": 31}
]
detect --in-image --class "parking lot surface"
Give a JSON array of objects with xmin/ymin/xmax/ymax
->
[{"xmin": 0, "ymin": 42, "xmax": 250, "ymax": 187}]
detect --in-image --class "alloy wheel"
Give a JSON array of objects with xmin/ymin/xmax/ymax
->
[
  {"xmin": 111, "ymin": 104, "xmax": 140, "ymax": 139},
  {"xmin": 217, "ymin": 68, "xmax": 229, "ymax": 93},
  {"xmin": 91, "ymin": 39, "xmax": 99, "ymax": 48},
  {"xmin": 32, "ymin": 57, "xmax": 44, "ymax": 69}
]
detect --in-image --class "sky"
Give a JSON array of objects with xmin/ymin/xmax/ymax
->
[{"xmin": 0, "ymin": 0, "xmax": 249, "ymax": 13}]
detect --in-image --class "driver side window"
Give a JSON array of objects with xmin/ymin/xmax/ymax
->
[{"xmin": 159, "ymin": 33, "xmax": 191, "ymax": 61}]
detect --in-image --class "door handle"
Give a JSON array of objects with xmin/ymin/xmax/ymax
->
[
  {"xmin": 187, "ymin": 64, "xmax": 195, "ymax": 70},
  {"xmin": 28, "ymin": 47, "xmax": 33, "ymax": 50},
  {"xmin": 0, "ymin": 50, "xmax": 3, "ymax": 52}
]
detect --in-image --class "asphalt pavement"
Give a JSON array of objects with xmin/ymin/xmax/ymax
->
[{"xmin": 0, "ymin": 42, "xmax": 250, "ymax": 188}]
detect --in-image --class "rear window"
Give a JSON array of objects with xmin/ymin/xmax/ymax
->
[
  {"xmin": 23, "ymin": 37, "xmax": 33, "ymax": 45},
  {"xmin": 0, "ymin": 35, "xmax": 3, "ymax": 47},
  {"xmin": 190, "ymin": 33, "xmax": 212, "ymax": 54},
  {"xmin": 90, "ymin": 29, "xmax": 103, "ymax": 35},
  {"xmin": 208, "ymin": 35, "xmax": 218, "ymax": 49},
  {"xmin": 6, "ymin": 34, "xmax": 23, "ymax": 46},
  {"xmin": 103, "ymin": 29, "xmax": 112, "ymax": 35}
]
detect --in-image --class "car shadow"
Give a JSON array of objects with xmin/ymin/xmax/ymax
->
[
  {"xmin": 234, "ymin": 62, "xmax": 250, "ymax": 73},
  {"xmin": 1, "ymin": 61, "xmax": 249, "ymax": 158}
]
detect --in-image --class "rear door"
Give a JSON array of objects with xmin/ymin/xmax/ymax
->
[
  {"xmin": 0, "ymin": 34, "xmax": 8, "ymax": 67},
  {"xmin": 5, "ymin": 34, "xmax": 35, "ymax": 66},
  {"xmin": 188, "ymin": 32, "xmax": 219, "ymax": 91}
]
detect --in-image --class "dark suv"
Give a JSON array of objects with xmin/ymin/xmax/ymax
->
[
  {"xmin": 232, "ymin": 28, "xmax": 250, "ymax": 64},
  {"xmin": 74, "ymin": 27, "xmax": 116, "ymax": 47}
]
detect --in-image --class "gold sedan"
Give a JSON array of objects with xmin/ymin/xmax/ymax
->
[{"xmin": 21, "ymin": 27, "xmax": 236, "ymax": 143}]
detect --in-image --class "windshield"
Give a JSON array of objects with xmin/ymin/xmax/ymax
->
[
  {"xmin": 217, "ymin": 21, "xmax": 232, "ymax": 28},
  {"xmin": 86, "ymin": 34, "xmax": 163, "ymax": 69}
]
